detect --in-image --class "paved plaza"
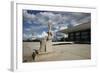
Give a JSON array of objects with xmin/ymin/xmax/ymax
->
[{"xmin": 23, "ymin": 42, "xmax": 91, "ymax": 62}]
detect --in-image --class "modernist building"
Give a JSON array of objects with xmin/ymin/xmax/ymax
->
[{"xmin": 62, "ymin": 21, "xmax": 91, "ymax": 44}]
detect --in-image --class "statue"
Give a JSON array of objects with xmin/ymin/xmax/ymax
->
[{"xmin": 38, "ymin": 21, "xmax": 53, "ymax": 54}]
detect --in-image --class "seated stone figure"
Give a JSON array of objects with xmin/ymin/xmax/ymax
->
[
  {"xmin": 38, "ymin": 21, "xmax": 53, "ymax": 54},
  {"xmin": 39, "ymin": 36, "xmax": 47, "ymax": 53},
  {"xmin": 39, "ymin": 32, "xmax": 53, "ymax": 53}
]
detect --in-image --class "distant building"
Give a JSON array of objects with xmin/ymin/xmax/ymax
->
[{"xmin": 61, "ymin": 21, "xmax": 91, "ymax": 44}]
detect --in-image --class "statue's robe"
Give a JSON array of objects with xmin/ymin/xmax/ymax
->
[
  {"xmin": 39, "ymin": 21, "xmax": 53, "ymax": 53},
  {"xmin": 39, "ymin": 37, "xmax": 47, "ymax": 53}
]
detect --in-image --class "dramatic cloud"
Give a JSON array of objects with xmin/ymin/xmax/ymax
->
[{"xmin": 23, "ymin": 10, "xmax": 91, "ymax": 39}]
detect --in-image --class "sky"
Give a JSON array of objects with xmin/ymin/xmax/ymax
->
[{"xmin": 23, "ymin": 10, "xmax": 91, "ymax": 40}]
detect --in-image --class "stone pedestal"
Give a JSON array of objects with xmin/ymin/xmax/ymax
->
[
  {"xmin": 39, "ymin": 38, "xmax": 46, "ymax": 53},
  {"xmin": 38, "ymin": 21, "xmax": 53, "ymax": 54},
  {"xmin": 46, "ymin": 39, "xmax": 53, "ymax": 52},
  {"xmin": 38, "ymin": 38, "xmax": 53, "ymax": 54}
]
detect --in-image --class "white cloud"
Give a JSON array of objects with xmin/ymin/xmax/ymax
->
[
  {"xmin": 23, "ymin": 33, "xmax": 32, "ymax": 40},
  {"xmin": 25, "ymin": 28, "xmax": 31, "ymax": 31},
  {"xmin": 59, "ymin": 26, "xmax": 68, "ymax": 30},
  {"xmin": 23, "ymin": 10, "xmax": 36, "ymax": 21},
  {"xmin": 23, "ymin": 10, "xmax": 91, "ymax": 39},
  {"xmin": 23, "ymin": 11, "xmax": 69, "ymax": 26},
  {"xmin": 35, "ymin": 31, "xmax": 48, "ymax": 39},
  {"xmin": 23, "ymin": 10, "xmax": 90, "ymax": 27}
]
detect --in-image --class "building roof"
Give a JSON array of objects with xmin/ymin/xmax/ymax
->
[{"xmin": 61, "ymin": 21, "xmax": 91, "ymax": 33}]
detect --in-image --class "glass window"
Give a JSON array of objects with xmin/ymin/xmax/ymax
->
[{"xmin": 76, "ymin": 32, "xmax": 80, "ymax": 36}]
